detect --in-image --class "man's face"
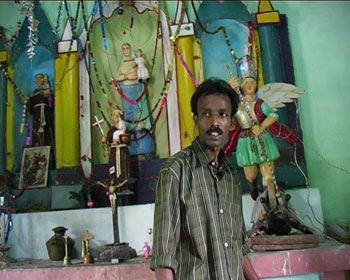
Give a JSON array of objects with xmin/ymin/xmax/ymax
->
[
  {"xmin": 241, "ymin": 77, "xmax": 257, "ymax": 96},
  {"xmin": 194, "ymin": 93, "xmax": 234, "ymax": 151}
]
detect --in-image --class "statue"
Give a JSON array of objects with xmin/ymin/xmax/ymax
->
[
  {"xmin": 113, "ymin": 43, "xmax": 155, "ymax": 156},
  {"xmin": 224, "ymin": 56, "xmax": 310, "ymax": 237},
  {"xmin": 81, "ymin": 230, "xmax": 94, "ymax": 264},
  {"xmin": 135, "ymin": 49, "xmax": 150, "ymax": 83},
  {"xmin": 225, "ymin": 56, "xmax": 304, "ymax": 205},
  {"xmin": 101, "ymin": 109, "xmax": 131, "ymax": 189},
  {"xmin": 25, "ymin": 73, "xmax": 54, "ymax": 147},
  {"xmin": 115, "ymin": 43, "xmax": 151, "ymax": 131}
]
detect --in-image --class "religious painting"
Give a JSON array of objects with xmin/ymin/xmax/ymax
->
[{"xmin": 19, "ymin": 146, "xmax": 51, "ymax": 189}]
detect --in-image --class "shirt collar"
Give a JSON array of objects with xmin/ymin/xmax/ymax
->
[{"xmin": 192, "ymin": 137, "xmax": 230, "ymax": 172}]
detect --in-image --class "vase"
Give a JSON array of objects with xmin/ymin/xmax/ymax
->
[
  {"xmin": 46, "ymin": 226, "xmax": 74, "ymax": 261},
  {"xmin": 142, "ymin": 242, "xmax": 151, "ymax": 260}
]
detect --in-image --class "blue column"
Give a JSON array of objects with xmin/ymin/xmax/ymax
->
[
  {"xmin": 259, "ymin": 25, "xmax": 289, "ymax": 148},
  {"xmin": 258, "ymin": 25, "xmax": 283, "ymax": 84}
]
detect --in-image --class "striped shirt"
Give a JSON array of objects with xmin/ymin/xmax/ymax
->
[{"xmin": 151, "ymin": 137, "xmax": 245, "ymax": 280}]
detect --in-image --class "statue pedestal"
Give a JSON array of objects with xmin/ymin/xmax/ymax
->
[
  {"xmin": 97, "ymin": 242, "xmax": 137, "ymax": 262},
  {"xmin": 248, "ymin": 233, "xmax": 318, "ymax": 251}
]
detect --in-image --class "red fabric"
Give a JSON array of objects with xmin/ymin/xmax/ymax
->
[
  {"xmin": 254, "ymin": 99, "xmax": 297, "ymax": 145},
  {"xmin": 223, "ymin": 119, "xmax": 241, "ymax": 158}
]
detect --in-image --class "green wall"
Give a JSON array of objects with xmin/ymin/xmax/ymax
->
[{"xmin": 270, "ymin": 1, "xmax": 350, "ymax": 224}]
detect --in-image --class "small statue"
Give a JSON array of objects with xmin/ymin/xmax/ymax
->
[
  {"xmin": 97, "ymin": 180, "xmax": 127, "ymax": 214},
  {"xmin": 102, "ymin": 109, "xmax": 131, "ymax": 188},
  {"xmin": 135, "ymin": 49, "xmax": 150, "ymax": 83},
  {"xmin": 25, "ymin": 73, "xmax": 55, "ymax": 147}
]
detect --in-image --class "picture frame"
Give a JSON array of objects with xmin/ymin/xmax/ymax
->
[{"xmin": 19, "ymin": 146, "xmax": 51, "ymax": 189}]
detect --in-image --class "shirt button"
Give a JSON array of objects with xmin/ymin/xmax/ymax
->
[
  {"xmin": 219, "ymin": 209, "xmax": 224, "ymax": 214},
  {"xmin": 224, "ymin": 242, "xmax": 229, "ymax": 248}
]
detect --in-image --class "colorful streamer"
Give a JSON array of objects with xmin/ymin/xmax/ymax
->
[
  {"xmin": 97, "ymin": 0, "xmax": 108, "ymax": 50},
  {"xmin": 174, "ymin": 44, "xmax": 199, "ymax": 88}
]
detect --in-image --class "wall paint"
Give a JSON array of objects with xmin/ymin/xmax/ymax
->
[{"xmin": 269, "ymin": 1, "xmax": 350, "ymax": 223}]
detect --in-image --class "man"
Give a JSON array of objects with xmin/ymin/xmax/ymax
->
[{"xmin": 151, "ymin": 78, "xmax": 247, "ymax": 280}]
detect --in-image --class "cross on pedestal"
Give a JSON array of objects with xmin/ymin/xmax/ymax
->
[{"xmin": 97, "ymin": 181, "xmax": 137, "ymax": 262}]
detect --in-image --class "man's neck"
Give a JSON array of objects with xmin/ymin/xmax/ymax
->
[{"xmin": 207, "ymin": 147, "xmax": 221, "ymax": 167}]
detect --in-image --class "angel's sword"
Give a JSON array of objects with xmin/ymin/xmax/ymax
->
[{"xmin": 226, "ymin": 65, "xmax": 280, "ymax": 207}]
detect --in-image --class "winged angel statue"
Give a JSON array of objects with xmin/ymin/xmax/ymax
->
[{"xmin": 224, "ymin": 57, "xmax": 312, "ymax": 236}]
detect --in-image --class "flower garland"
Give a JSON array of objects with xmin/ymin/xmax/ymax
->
[
  {"xmin": 110, "ymin": 78, "xmax": 148, "ymax": 105},
  {"xmin": 22, "ymin": 1, "xmax": 38, "ymax": 61},
  {"xmin": 54, "ymin": 1, "xmax": 64, "ymax": 38}
]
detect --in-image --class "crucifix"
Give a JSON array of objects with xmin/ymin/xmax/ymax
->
[{"xmin": 97, "ymin": 180, "xmax": 137, "ymax": 262}]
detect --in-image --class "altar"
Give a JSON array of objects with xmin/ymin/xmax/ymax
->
[
  {"xmin": 1, "ymin": 241, "xmax": 349, "ymax": 280},
  {"xmin": 2, "ymin": 188, "xmax": 348, "ymax": 280},
  {"xmin": 0, "ymin": 257, "xmax": 154, "ymax": 280},
  {"xmin": 243, "ymin": 241, "xmax": 350, "ymax": 280}
]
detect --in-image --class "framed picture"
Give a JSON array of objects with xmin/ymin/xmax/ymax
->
[{"xmin": 19, "ymin": 146, "xmax": 51, "ymax": 189}]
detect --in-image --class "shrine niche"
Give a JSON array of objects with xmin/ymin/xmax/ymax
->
[
  {"xmin": 88, "ymin": 3, "xmax": 167, "ymax": 164},
  {"xmin": 10, "ymin": 1, "xmax": 57, "ymax": 173}
]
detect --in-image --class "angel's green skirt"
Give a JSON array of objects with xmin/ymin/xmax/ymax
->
[{"xmin": 236, "ymin": 132, "xmax": 279, "ymax": 167}]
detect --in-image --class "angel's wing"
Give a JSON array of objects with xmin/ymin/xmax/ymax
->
[{"xmin": 257, "ymin": 83, "xmax": 306, "ymax": 111}]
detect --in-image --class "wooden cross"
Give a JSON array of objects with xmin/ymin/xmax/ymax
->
[{"xmin": 93, "ymin": 116, "xmax": 105, "ymax": 136}]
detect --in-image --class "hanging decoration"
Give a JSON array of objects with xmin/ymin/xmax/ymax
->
[
  {"xmin": 54, "ymin": 1, "xmax": 64, "ymax": 38},
  {"xmin": 22, "ymin": 1, "xmax": 38, "ymax": 61},
  {"xmin": 174, "ymin": 44, "xmax": 199, "ymax": 88},
  {"xmin": 96, "ymin": 0, "xmax": 108, "ymax": 50},
  {"xmin": 19, "ymin": 97, "xmax": 28, "ymax": 134},
  {"xmin": 25, "ymin": 120, "xmax": 31, "ymax": 146}
]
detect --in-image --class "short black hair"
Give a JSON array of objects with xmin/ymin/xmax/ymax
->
[{"xmin": 190, "ymin": 78, "xmax": 239, "ymax": 118}]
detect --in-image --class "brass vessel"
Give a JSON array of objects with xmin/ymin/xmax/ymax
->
[{"xmin": 46, "ymin": 226, "xmax": 74, "ymax": 261}]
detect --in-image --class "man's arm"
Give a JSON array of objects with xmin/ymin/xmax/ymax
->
[{"xmin": 150, "ymin": 163, "xmax": 181, "ymax": 276}]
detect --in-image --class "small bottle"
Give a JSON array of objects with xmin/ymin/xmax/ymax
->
[{"xmin": 142, "ymin": 242, "xmax": 150, "ymax": 260}]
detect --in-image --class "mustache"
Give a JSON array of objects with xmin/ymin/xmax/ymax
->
[{"xmin": 206, "ymin": 127, "xmax": 223, "ymax": 136}]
